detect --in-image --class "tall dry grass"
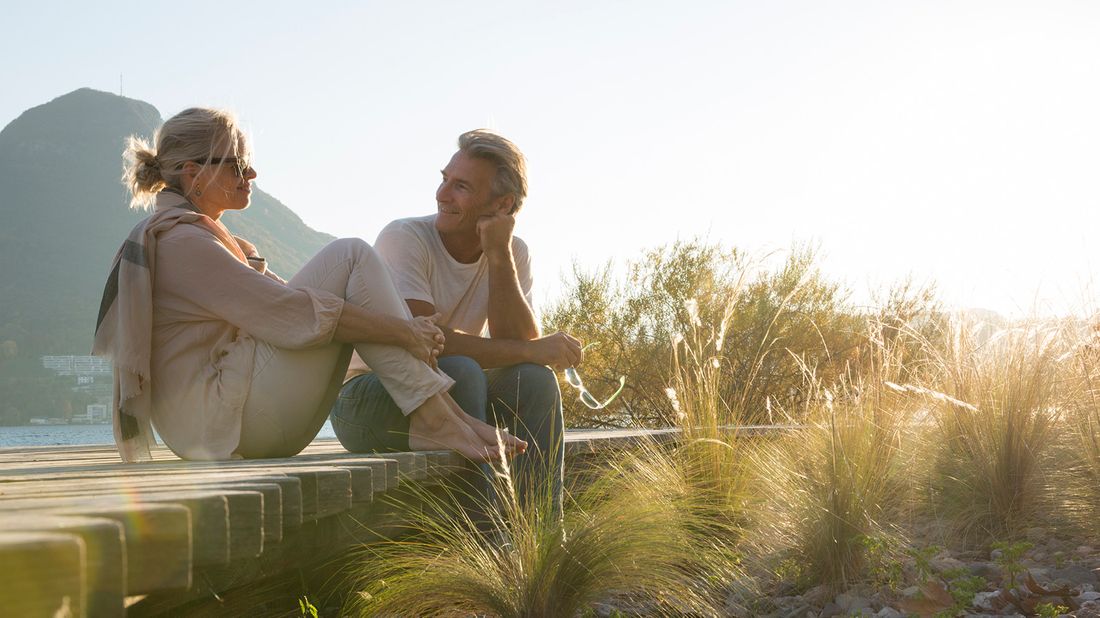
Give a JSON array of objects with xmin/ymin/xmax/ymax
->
[
  {"xmin": 750, "ymin": 317, "xmax": 924, "ymax": 591},
  {"xmin": 343, "ymin": 441, "xmax": 716, "ymax": 617},
  {"xmin": 923, "ymin": 319, "xmax": 1070, "ymax": 543},
  {"xmin": 1055, "ymin": 318, "xmax": 1100, "ymax": 535}
]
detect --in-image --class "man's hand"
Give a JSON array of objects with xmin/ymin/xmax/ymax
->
[
  {"xmin": 476, "ymin": 213, "xmax": 516, "ymax": 258},
  {"xmin": 526, "ymin": 332, "xmax": 583, "ymax": 371},
  {"xmin": 403, "ymin": 313, "xmax": 446, "ymax": 367}
]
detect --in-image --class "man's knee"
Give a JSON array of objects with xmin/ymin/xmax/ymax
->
[
  {"xmin": 500, "ymin": 363, "xmax": 561, "ymax": 409},
  {"xmin": 437, "ymin": 356, "xmax": 489, "ymax": 421},
  {"xmin": 330, "ymin": 373, "xmax": 387, "ymax": 420},
  {"xmin": 497, "ymin": 360, "xmax": 567, "ymax": 417},
  {"xmin": 438, "ymin": 355, "xmax": 487, "ymax": 388}
]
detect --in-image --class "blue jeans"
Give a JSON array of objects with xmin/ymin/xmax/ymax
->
[{"xmin": 330, "ymin": 356, "xmax": 564, "ymax": 513}]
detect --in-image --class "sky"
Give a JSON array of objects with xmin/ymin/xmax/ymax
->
[{"xmin": 3, "ymin": 0, "xmax": 1098, "ymax": 318}]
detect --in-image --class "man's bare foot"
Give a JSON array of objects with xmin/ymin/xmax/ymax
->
[
  {"xmin": 408, "ymin": 394, "xmax": 499, "ymax": 462},
  {"xmin": 442, "ymin": 395, "xmax": 528, "ymax": 455}
]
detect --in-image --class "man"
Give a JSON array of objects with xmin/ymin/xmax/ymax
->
[{"xmin": 330, "ymin": 129, "xmax": 582, "ymax": 511}]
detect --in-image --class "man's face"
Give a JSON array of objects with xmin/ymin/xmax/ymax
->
[{"xmin": 435, "ymin": 151, "xmax": 506, "ymax": 236}]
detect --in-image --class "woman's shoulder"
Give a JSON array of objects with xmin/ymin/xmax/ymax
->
[
  {"xmin": 157, "ymin": 220, "xmax": 221, "ymax": 244},
  {"xmin": 156, "ymin": 221, "xmax": 240, "ymax": 265}
]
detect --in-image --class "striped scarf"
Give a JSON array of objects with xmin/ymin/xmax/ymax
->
[{"xmin": 92, "ymin": 191, "xmax": 248, "ymax": 462}]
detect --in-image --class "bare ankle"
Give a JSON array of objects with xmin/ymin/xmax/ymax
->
[{"xmin": 409, "ymin": 396, "xmax": 449, "ymax": 432}]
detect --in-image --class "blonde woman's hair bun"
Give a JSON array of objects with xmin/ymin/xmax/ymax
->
[{"xmin": 123, "ymin": 136, "xmax": 168, "ymax": 207}]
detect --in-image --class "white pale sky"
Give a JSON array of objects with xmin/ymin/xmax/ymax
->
[{"xmin": 4, "ymin": 1, "xmax": 1098, "ymax": 318}]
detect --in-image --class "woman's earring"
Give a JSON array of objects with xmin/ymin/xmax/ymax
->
[{"xmin": 194, "ymin": 189, "xmax": 202, "ymax": 197}]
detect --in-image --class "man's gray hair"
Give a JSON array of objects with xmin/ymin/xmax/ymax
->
[{"xmin": 458, "ymin": 129, "xmax": 528, "ymax": 214}]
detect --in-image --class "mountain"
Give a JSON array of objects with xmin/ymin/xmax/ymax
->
[{"xmin": 0, "ymin": 88, "xmax": 334, "ymax": 363}]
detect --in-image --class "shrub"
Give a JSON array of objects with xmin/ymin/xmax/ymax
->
[{"xmin": 544, "ymin": 240, "xmax": 862, "ymax": 428}]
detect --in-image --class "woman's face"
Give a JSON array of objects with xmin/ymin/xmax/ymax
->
[{"xmin": 187, "ymin": 135, "xmax": 257, "ymax": 219}]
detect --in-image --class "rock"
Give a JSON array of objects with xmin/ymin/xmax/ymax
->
[
  {"xmin": 1077, "ymin": 600, "xmax": 1100, "ymax": 618},
  {"xmin": 1046, "ymin": 565, "xmax": 1096, "ymax": 588},
  {"xmin": 1026, "ymin": 526, "xmax": 1048, "ymax": 542},
  {"xmin": 819, "ymin": 601, "xmax": 842, "ymax": 617},
  {"xmin": 775, "ymin": 605, "xmax": 813, "ymax": 618},
  {"xmin": 1077, "ymin": 545, "xmax": 1095, "ymax": 555},
  {"xmin": 972, "ymin": 590, "xmax": 999, "ymax": 611},
  {"xmin": 874, "ymin": 608, "xmax": 903, "ymax": 618},
  {"xmin": 968, "ymin": 561, "xmax": 1002, "ymax": 581},
  {"xmin": 991, "ymin": 548, "xmax": 1004, "ymax": 560},
  {"xmin": 835, "ymin": 592, "xmax": 872, "ymax": 612},
  {"xmin": 802, "ymin": 584, "xmax": 830, "ymax": 605},
  {"xmin": 931, "ymin": 556, "xmax": 966, "ymax": 572},
  {"xmin": 1079, "ymin": 591, "xmax": 1100, "ymax": 603},
  {"xmin": 772, "ymin": 595, "xmax": 804, "ymax": 610},
  {"xmin": 899, "ymin": 585, "xmax": 920, "ymax": 599}
]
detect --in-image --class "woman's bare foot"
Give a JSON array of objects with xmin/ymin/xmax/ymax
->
[
  {"xmin": 442, "ymin": 395, "xmax": 528, "ymax": 455},
  {"xmin": 408, "ymin": 394, "xmax": 499, "ymax": 462}
]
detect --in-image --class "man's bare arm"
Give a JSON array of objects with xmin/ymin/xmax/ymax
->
[
  {"xmin": 478, "ymin": 214, "xmax": 539, "ymax": 341},
  {"xmin": 485, "ymin": 246, "xmax": 539, "ymax": 340},
  {"xmin": 407, "ymin": 299, "xmax": 581, "ymax": 370}
]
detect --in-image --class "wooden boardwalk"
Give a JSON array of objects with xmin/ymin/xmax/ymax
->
[{"xmin": 0, "ymin": 428, "xmax": 683, "ymax": 617}]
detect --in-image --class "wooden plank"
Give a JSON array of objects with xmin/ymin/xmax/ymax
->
[
  {"xmin": 0, "ymin": 477, "xmax": 285, "ymax": 544},
  {"xmin": 135, "ymin": 489, "xmax": 261, "ymax": 562},
  {"xmin": 0, "ymin": 531, "xmax": 85, "ymax": 618},
  {"xmin": 0, "ymin": 514, "xmax": 125, "ymax": 617},
  {"xmin": 65, "ymin": 503, "xmax": 191, "ymax": 594},
  {"xmin": 0, "ymin": 471, "xmax": 303, "ymax": 533},
  {"xmin": 0, "ymin": 491, "xmax": 227, "ymax": 568},
  {"xmin": 168, "ymin": 460, "xmax": 376, "ymax": 505},
  {"xmin": 209, "ymin": 481, "xmax": 282, "ymax": 543},
  {"xmin": 0, "ymin": 500, "xmax": 190, "ymax": 594},
  {"xmin": 293, "ymin": 446, "xmax": 417, "ymax": 480},
  {"xmin": 0, "ymin": 463, "xmax": 349, "ymax": 519}
]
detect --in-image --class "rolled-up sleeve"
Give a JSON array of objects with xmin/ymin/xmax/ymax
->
[{"xmin": 157, "ymin": 228, "xmax": 344, "ymax": 349}]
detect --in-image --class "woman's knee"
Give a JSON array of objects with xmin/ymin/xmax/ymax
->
[{"xmin": 326, "ymin": 237, "xmax": 377, "ymax": 262}]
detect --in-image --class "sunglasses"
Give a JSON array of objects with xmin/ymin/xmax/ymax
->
[
  {"xmin": 564, "ymin": 366, "xmax": 625, "ymax": 410},
  {"xmin": 201, "ymin": 156, "xmax": 253, "ymax": 177}
]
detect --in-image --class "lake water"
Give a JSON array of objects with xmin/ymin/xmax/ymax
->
[{"xmin": 0, "ymin": 420, "xmax": 338, "ymax": 449}]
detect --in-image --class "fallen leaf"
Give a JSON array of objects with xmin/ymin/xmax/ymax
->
[{"xmin": 1024, "ymin": 571, "xmax": 1074, "ymax": 597}]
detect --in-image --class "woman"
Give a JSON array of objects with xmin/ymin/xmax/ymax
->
[{"xmin": 94, "ymin": 107, "xmax": 524, "ymax": 462}]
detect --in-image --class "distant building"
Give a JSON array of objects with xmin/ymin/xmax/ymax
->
[
  {"xmin": 86, "ymin": 404, "xmax": 108, "ymax": 421},
  {"xmin": 40, "ymin": 355, "xmax": 114, "ymax": 408},
  {"xmin": 41, "ymin": 355, "xmax": 111, "ymax": 376}
]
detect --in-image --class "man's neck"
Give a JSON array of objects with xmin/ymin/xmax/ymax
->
[{"xmin": 437, "ymin": 228, "xmax": 483, "ymax": 264}]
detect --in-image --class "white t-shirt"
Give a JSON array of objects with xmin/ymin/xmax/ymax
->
[{"xmin": 345, "ymin": 215, "xmax": 534, "ymax": 380}]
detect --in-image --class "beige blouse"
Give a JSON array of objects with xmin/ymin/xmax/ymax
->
[{"xmin": 149, "ymin": 197, "xmax": 344, "ymax": 459}]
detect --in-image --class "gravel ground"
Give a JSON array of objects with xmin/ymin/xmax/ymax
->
[{"xmin": 751, "ymin": 526, "xmax": 1100, "ymax": 618}]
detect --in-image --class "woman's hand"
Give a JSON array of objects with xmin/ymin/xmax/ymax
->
[
  {"xmin": 232, "ymin": 235, "xmax": 259, "ymax": 257},
  {"xmin": 403, "ymin": 313, "xmax": 446, "ymax": 366}
]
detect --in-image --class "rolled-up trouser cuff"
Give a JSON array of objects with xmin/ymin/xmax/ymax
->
[{"xmin": 375, "ymin": 365, "xmax": 454, "ymax": 416}]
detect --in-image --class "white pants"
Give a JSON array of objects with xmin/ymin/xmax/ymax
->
[{"xmin": 235, "ymin": 238, "xmax": 453, "ymax": 458}]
